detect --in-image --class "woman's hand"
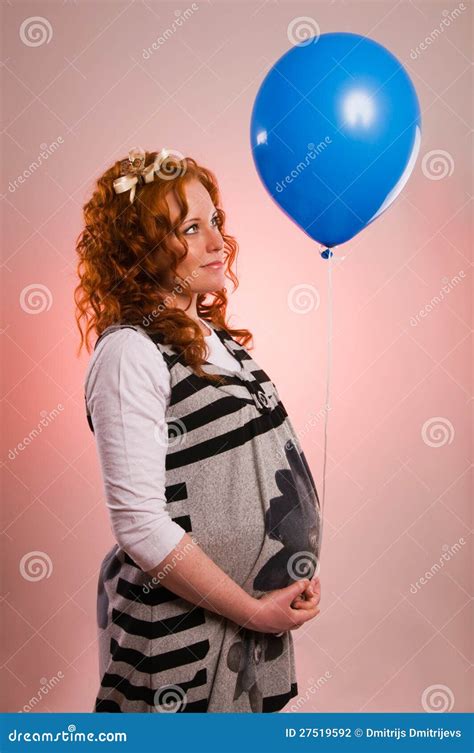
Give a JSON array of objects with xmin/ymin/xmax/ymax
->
[
  {"xmin": 245, "ymin": 578, "xmax": 321, "ymax": 634},
  {"xmin": 291, "ymin": 576, "xmax": 321, "ymax": 613}
]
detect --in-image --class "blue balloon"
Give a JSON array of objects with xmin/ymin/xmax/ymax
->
[{"xmin": 250, "ymin": 32, "xmax": 421, "ymax": 253}]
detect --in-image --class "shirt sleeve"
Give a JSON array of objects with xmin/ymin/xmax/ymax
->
[{"xmin": 84, "ymin": 328, "xmax": 187, "ymax": 572}]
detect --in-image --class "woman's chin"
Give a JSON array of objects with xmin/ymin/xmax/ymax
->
[{"xmin": 195, "ymin": 273, "xmax": 226, "ymax": 292}]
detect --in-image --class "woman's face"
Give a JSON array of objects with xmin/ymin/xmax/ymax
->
[{"xmin": 166, "ymin": 178, "xmax": 226, "ymax": 293}]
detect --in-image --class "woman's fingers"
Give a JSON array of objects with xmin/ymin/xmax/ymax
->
[
  {"xmin": 291, "ymin": 594, "xmax": 320, "ymax": 610},
  {"xmin": 292, "ymin": 589, "xmax": 321, "ymax": 608},
  {"xmin": 305, "ymin": 578, "xmax": 321, "ymax": 600},
  {"xmin": 290, "ymin": 606, "xmax": 320, "ymax": 628},
  {"xmin": 286, "ymin": 576, "xmax": 321, "ymax": 614}
]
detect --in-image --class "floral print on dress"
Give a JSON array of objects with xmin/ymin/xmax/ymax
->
[{"xmin": 227, "ymin": 439, "xmax": 321, "ymax": 710}]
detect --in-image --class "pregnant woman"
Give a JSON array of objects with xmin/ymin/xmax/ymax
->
[{"xmin": 75, "ymin": 147, "xmax": 322, "ymax": 713}]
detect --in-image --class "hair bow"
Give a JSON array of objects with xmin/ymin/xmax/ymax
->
[{"xmin": 113, "ymin": 146, "xmax": 170, "ymax": 203}]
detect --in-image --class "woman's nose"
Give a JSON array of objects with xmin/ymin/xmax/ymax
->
[{"xmin": 204, "ymin": 227, "xmax": 224, "ymax": 251}]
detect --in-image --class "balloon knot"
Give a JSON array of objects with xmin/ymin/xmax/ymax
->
[{"xmin": 320, "ymin": 248, "xmax": 334, "ymax": 259}]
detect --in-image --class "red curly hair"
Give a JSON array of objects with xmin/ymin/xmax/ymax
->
[{"xmin": 74, "ymin": 150, "xmax": 253, "ymax": 382}]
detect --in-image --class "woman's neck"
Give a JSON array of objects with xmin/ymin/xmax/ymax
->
[{"xmin": 163, "ymin": 294, "xmax": 210, "ymax": 335}]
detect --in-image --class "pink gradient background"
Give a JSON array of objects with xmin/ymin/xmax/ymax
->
[{"xmin": 1, "ymin": 0, "xmax": 472, "ymax": 714}]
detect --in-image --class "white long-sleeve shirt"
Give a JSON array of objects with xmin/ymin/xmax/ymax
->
[{"xmin": 84, "ymin": 319, "xmax": 242, "ymax": 572}]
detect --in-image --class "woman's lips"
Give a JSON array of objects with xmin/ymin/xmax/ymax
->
[{"xmin": 201, "ymin": 261, "xmax": 224, "ymax": 269}]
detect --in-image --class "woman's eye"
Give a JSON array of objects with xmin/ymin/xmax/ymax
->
[{"xmin": 184, "ymin": 216, "xmax": 220, "ymax": 235}]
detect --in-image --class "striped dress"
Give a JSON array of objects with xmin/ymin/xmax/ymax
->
[{"xmin": 86, "ymin": 320, "xmax": 321, "ymax": 713}]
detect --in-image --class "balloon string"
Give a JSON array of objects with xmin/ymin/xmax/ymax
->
[{"xmin": 317, "ymin": 246, "xmax": 334, "ymax": 574}]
